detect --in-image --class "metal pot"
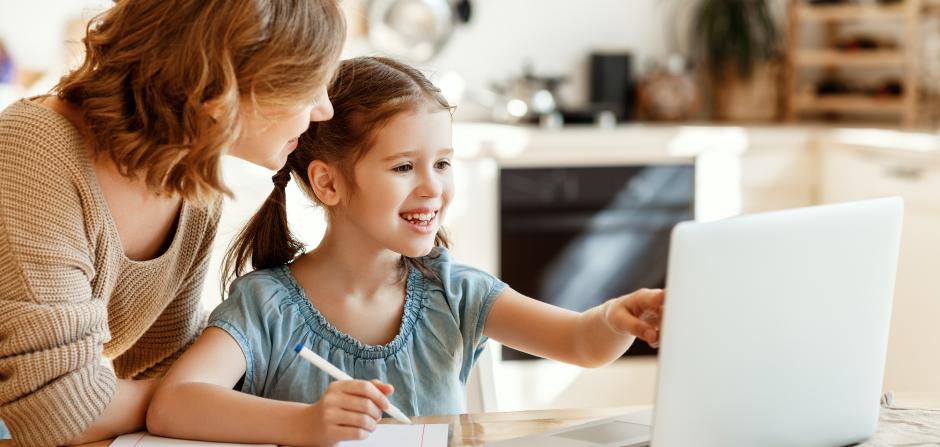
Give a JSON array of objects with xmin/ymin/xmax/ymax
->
[{"xmin": 368, "ymin": 0, "xmax": 471, "ymax": 62}]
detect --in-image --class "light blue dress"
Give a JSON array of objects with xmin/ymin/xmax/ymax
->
[{"xmin": 208, "ymin": 247, "xmax": 506, "ymax": 417}]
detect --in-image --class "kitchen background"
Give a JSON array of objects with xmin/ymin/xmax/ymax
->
[{"xmin": 2, "ymin": 0, "xmax": 939, "ymax": 413}]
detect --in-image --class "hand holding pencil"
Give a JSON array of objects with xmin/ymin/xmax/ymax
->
[
  {"xmin": 298, "ymin": 377, "xmax": 395, "ymax": 445},
  {"xmin": 294, "ymin": 344, "xmax": 412, "ymax": 424}
]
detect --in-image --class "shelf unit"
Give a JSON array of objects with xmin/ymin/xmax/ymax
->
[
  {"xmin": 794, "ymin": 49, "xmax": 904, "ymax": 66},
  {"xmin": 784, "ymin": 0, "xmax": 922, "ymax": 127}
]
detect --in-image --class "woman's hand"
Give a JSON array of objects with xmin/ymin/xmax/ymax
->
[
  {"xmin": 603, "ymin": 288, "xmax": 666, "ymax": 348},
  {"xmin": 301, "ymin": 379, "xmax": 395, "ymax": 446}
]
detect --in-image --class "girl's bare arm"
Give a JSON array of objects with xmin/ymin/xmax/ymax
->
[{"xmin": 484, "ymin": 287, "xmax": 663, "ymax": 368}]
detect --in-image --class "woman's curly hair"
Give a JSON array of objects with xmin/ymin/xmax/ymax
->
[{"xmin": 56, "ymin": 0, "xmax": 346, "ymax": 204}]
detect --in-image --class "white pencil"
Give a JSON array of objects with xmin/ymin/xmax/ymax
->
[{"xmin": 293, "ymin": 343, "xmax": 412, "ymax": 424}]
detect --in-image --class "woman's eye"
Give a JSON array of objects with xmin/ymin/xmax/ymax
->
[
  {"xmin": 435, "ymin": 159, "xmax": 452, "ymax": 170},
  {"xmin": 393, "ymin": 164, "xmax": 413, "ymax": 173}
]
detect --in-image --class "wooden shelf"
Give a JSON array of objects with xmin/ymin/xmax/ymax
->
[
  {"xmin": 785, "ymin": 0, "xmax": 920, "ymax": 127},
  {"xmin": 794, "ymin": 49, "xmax": 905, "ymax": 67},
  {"xmin": 797, "ymin": 3, "xmax": 907, "ymax": 21},
  {"xmin": 921, "ymin": 0, "xmax": 940, "ymax": 13},
  {"xmin": 794, "ymin": 93, "xmax": 906, "ymax": 113}
]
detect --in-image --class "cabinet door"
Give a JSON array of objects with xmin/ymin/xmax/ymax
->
[
  {"xmin": 740, "ymin": 139, "xmax": 816, "ymax": 214},
  {"xmin": 821, "ymin": 144, "xmax": 940, "ymax": 394},
  {"xmin": 821, "ymin": 145, "xmax": 940, "ymax": 211}
]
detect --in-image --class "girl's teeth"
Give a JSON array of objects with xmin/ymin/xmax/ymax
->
[{"xmin": 402, "ymin": 212, "xmax": 435, "ymax": 221}]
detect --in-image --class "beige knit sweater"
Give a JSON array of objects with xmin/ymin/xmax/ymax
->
[{"xmin": 0, "ymin": 99, "xmax": 221, "ymax": 446}]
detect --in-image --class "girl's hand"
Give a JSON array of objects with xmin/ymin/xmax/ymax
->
[
  {"xmin": 604, "ymin": 288, "xmax": 665, "ymax": 348},
  {"xmin": 301, "ymin": 379, "xmax": 395, "ymax": 446}
]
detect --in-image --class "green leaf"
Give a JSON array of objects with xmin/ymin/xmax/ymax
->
[{"xmin": 690, "ymin": 0, "xmax": 780, "ymax": 81}]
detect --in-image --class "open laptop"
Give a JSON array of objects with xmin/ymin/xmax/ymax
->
[{"xmin": 489, "ymin": 197, "xmax": 903, "ymax": 447}]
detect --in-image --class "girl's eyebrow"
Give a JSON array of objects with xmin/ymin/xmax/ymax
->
[
  {"xmin": 382, "ymin": 148, "xmax": 454, "ymax": 161},
  {"xmin": 383, "ymin": 151, "xmax": 416, "ymax": 161}
]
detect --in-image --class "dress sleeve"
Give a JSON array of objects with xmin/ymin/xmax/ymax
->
[
  {"xmin": 207, "ymin": 270, "xmax": 284, "ymax": 395},
  {"xmin": 422, "ymin": 248, "xmax": 506, "ymax": 380}
]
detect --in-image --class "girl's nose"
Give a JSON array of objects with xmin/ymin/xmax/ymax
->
[{"xmin": 416, "ymin": 171, "xmax": 443, "ymax": 198}]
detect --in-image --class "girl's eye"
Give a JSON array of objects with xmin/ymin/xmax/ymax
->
[
  {"xmin": 435, "ymin": 159, "xmax": 452, "ymax": 170},
  {"xmin": 392, "ymin": 163, "xmax": 413, "ymax": 173}
]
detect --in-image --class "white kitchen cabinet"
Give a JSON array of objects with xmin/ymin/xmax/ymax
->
[
  {"xmin": 820, "ymin": 141, "xmax": 940, "ymax": 394},
  {"xmin": 739, "ymin": 129, "xmax": 818, "ymax": 214}
]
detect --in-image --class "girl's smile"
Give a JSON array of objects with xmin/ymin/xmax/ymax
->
[{"xmin": 399, "ymin": 208, "xmax": 439, "ymax": 234}]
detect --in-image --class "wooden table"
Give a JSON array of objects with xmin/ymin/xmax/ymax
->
[
  {"xmin": 0, "ymin": 406, "xmax": 639, "ymax": 447},
  {"xmin": 400, "ymin": 406, "xmax": 642, "ymax": 446},
  {"xmin": 3, "ymin": 401, "xmax": 938, "ymax": 446}
]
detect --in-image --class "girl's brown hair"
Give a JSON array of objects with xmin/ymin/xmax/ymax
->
[
  {"xmin": 56, "ymin": 0, "xmax": 346, "ymax": 204},
  {"xmin": 222, "ymin": 56, "xmax": 453, "ymax": 288}
]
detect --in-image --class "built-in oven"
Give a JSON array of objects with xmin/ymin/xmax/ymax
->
[{"xmin": 499, "ymin": 164, "xmax": 695, "ymax": 360}]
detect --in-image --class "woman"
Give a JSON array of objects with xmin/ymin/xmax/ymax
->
[{"xmin": 0, "ymin": 1, "xmax": 344, "ymax": 445}]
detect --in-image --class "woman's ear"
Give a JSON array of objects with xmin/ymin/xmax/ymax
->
[{"xmin": 307, "ymin": 160, "xmax": 342, "ymax": 206}]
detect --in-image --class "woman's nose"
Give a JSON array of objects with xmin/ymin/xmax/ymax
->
[{"xmin": 310, "ymin": 95, "xmax": 334, "ymax": 122}]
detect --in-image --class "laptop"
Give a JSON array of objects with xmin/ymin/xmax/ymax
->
[{"xmin": 489, "ymin": 198, "xmax": 903, "ymax": 447}]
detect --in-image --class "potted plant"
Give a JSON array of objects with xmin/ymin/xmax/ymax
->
[{"xmin": 689, "ymin": 0, "xmax": 783, "ymax": 121}]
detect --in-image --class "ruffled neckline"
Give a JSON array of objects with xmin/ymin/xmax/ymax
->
[{"xmin": 275, "ymin": 264, "xmax": 428, "ymax": 359}]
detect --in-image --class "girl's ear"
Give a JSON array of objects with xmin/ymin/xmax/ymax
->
[{"xmin": 307, "ymin": 160, "xmax": 342, "ymax": 206}]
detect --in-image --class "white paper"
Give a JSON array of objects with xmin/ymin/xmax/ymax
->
[
  {"xmin": 110, "ymin": 432, "xmax": 275, "ymax": 447},
  {"xmin": 338, "ymin": 424, "xmax": 449, "ymax": 447},
  {"xmin": 109, "ymin": 425, "xmax": 448, "ymax": 447}
]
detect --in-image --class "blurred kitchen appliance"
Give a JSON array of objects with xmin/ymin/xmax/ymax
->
[
  {"xmin": 590, "ymin": 52, "xmax": 636, "ymax": 122},
  {"xmin": 367, "ymin": 0, "xmax": 472, "ymax": 62},
  {"xmin": 499, "ymin": 164, "xmax": 695, "ymax": 360},
  {"xmin": 490, "ymin": 65, "xmax": 565, "ymax": 125}
]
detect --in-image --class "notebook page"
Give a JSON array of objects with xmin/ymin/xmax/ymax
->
[
  {"xmin": 110, "ymin": 424, "xmax": 448, "ymax": 447},
  {"xmin": 110, "ymin": 432, "xmax": 275, "ymax": 447},
  {"xmin": 338, "ymin": 424, "xmax": 448, "ymax": 447}
]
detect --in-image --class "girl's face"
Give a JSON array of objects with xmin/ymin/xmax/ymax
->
[
  {"xmin": 230, "ymin": 86, "xmax": 333, "ymax": 170},
  {"xmin": 341, "ymin": 108, "xmax": 453, "ymax": 258}
]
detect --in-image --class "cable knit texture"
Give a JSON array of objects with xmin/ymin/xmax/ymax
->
[{"xmin": 0, "ymin": 99, "xmax": 220, "ymax": 446}]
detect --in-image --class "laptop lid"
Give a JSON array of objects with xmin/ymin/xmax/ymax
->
[{"xmin": 652, "ymin": 198, "xmax": 903, "ymax": 447}]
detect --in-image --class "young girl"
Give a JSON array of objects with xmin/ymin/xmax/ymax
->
[{"xmin": 146, "ymin": 57, "xmax": 664, "ymax": 446}]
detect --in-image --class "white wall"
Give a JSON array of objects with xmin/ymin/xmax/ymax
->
[
  {"xmin": 346, "ymin": 0, "xmax": 678, "ymax": 120},
  {"xmin": 0, "ymin": 0, "xmax": 110, "ymax": 71},
  {"xmin": 1, "ymin": 0, "xmax": 796, "ymax": 110},
  {"xmin": 342, "ymin": 0, "xmax": 792, "ymax": 120},
  {"xmin": 0, "ymin": 0, "xmax": 111, "ymax": 107},
  {"xmin": 1, "ymin": 1, "xmax": 680, "ymax": 115},
  {"xmin": 0, "ymin": 1, "xmax": 678, "ymax": 77},
  {"xmin": 428, "ymin": 0, "xmax": 672, "ymax": 111}
]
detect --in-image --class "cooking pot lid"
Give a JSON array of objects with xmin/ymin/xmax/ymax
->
[{"xmin": 368, "ymin": 0, "xmax": 454, "ymax": 62}]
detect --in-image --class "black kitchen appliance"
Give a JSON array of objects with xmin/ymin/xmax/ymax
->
[
  {"xmin": 590, "ymin": 52, "xmax": 636, "ymax": 122},
  {"xmin": 499, "ymin": 164, "xmax": 694, "ymax": 360}
]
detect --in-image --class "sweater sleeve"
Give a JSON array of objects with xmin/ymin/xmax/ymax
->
[
  {"xmin": 112, "ymin": 200, "xmax": 221, "ymax": 379},
  {"xmin": 0, "ymin": 113, "xmax": 116, "ymax": 446}
]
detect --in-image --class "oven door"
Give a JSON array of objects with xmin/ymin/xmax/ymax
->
[{"xmin": 499, "ymin": 164, "xmax": 694, "ymax": 360}]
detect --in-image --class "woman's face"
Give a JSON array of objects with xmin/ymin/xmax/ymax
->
[{"xmin": 229, "ymin": 86, "xmax": 333, "ymax": 170}]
